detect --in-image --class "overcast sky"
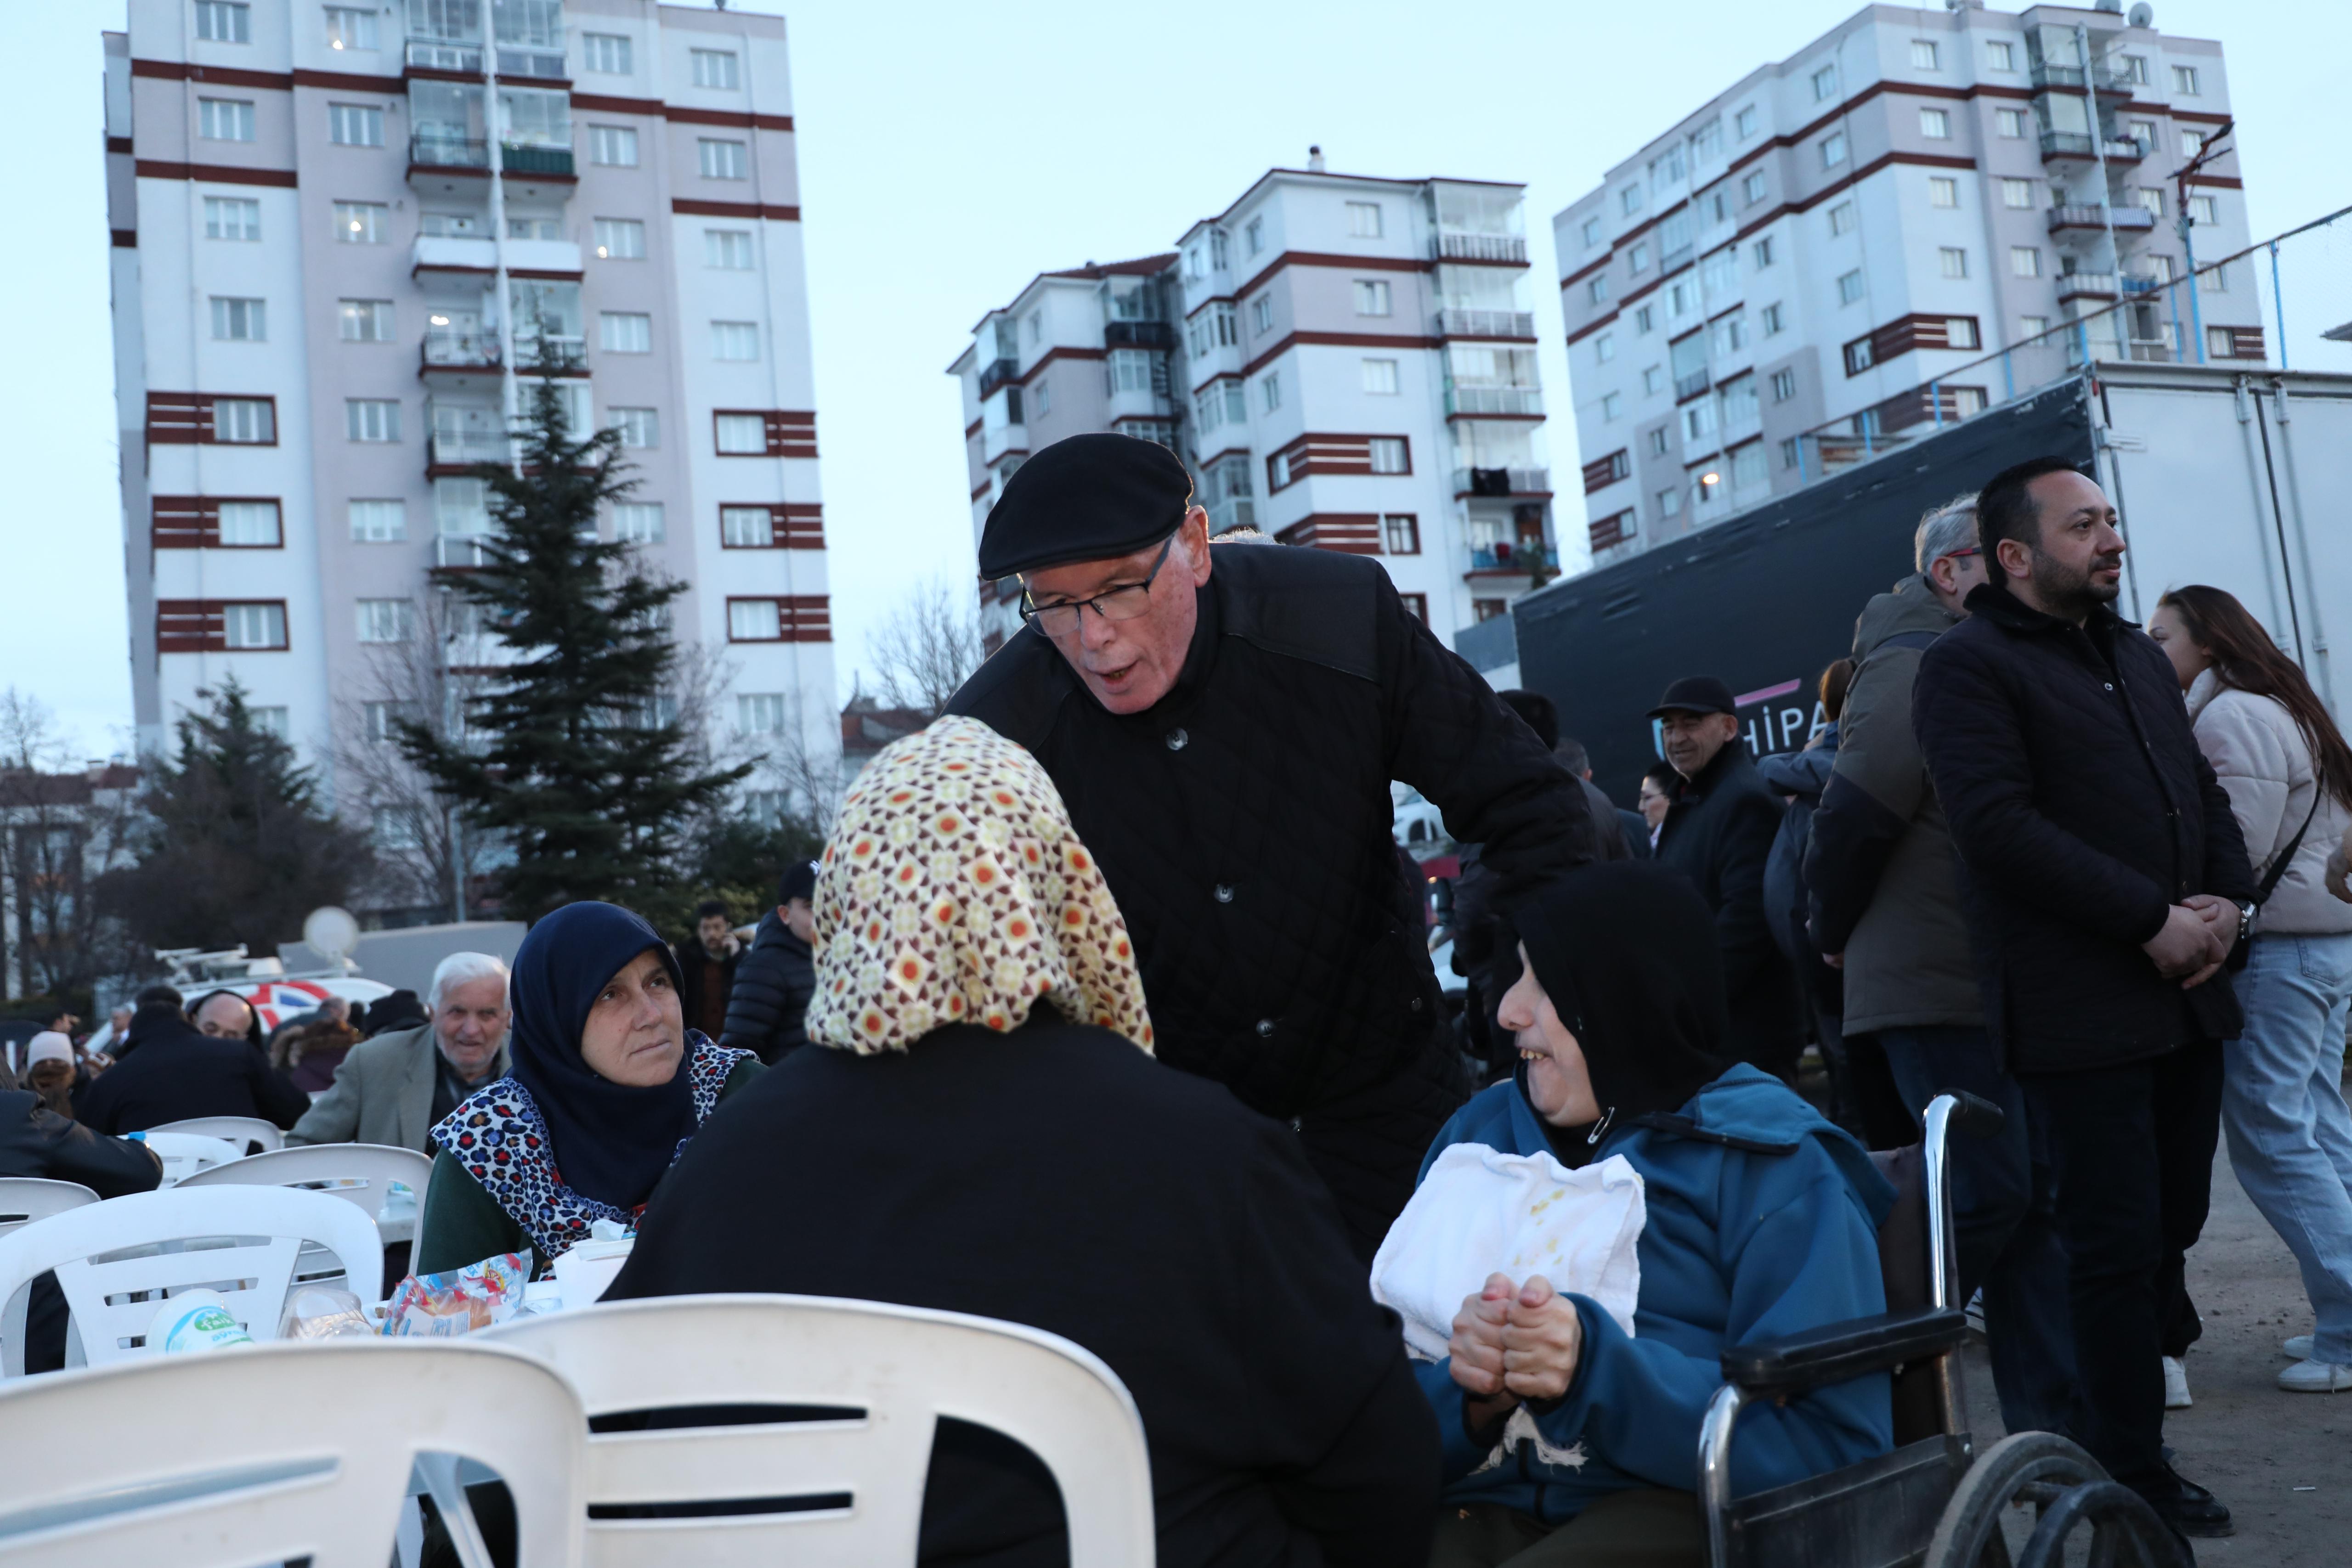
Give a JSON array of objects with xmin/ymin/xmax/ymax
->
[{"xmin": 10, "ymin": 0, "xmax": 2345, "ymax": 759}]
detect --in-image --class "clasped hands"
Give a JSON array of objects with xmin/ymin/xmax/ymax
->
[
  {"xmin": 2141, "ymin": 894, "xmax": 2240, "ymax": 989},
  {"xmin": 1447, "ymin": 1272, "xmax": 1583, "ymax": 1430}
]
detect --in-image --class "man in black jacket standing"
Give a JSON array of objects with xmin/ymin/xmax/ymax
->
[
  {"xmin": 720, "ymin": 861, "xmax": 818, "ymax": 1065},
  {"xmin": 74, "ymin": 989, "xmax": 310, "ymax": 1134},
  {"xmin": 947, "ymin": 434, "xmax": 1594, "ymax": 1257},
  {"xmin": 1649, "ymin": 676, "xmax": 1804, "ymax": 1079},
  {"xmin": 1915, "ymin": 456, "xmax": 2257, "ymax": 1538}
]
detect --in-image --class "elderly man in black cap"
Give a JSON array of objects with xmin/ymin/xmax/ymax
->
[
  {"xmin": 1650, "ymin": 676, "xmax": 1804, "ymax": 1079},
  {"xmin": 721, "ymin": 860, "xmax": 820, "ymax": 1066},
  {"xmin": 947, "ymin": 433, "xmax": 1596, "ymax": 1256}
]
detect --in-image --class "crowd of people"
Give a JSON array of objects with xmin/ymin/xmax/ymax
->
[{"xmin": 7, "ymin": 434, "xmax": 2352, "ymax": 1567}]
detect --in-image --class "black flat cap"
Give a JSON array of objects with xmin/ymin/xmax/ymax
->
[
  {"xmin": 1647, "ymin": 676, "xmax": 1738, "ymax": 718},
  {"xmin": 978, "ymin": 433, "xmax": 1193, "ymax": 578},
  {"xmin": 778, "ymin": 859, "xmax": 818, "ymax": 906}
]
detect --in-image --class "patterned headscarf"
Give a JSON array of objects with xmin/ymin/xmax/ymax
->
[{"xmin": 807, "ymin": 716, "xmax": 1154, "ymax": 1055}]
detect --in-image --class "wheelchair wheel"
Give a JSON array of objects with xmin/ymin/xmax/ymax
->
[{"xmin": 1923, "ymin": 1431, "xmax": 2104, "ymax": 1568}]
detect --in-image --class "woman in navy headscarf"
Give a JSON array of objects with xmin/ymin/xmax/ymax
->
[{"xmin": 414, "ymin": 902, "xmax": 763, "ymax": 1276}]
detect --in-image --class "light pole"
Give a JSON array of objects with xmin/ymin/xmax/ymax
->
[{"xmin": 2172, "ymin": 120, "xmax": 2233, "ymax": 366}]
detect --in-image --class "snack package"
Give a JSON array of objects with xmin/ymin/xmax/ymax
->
[
  {"xmin": 150, "ymin": 1288, "xmax": 256, "ymax": 1356},
  {"xmin": 279, "ymin": 1285, "xmax": 374, "ymax": 1341},
  {"xmin": 379, "ymin": 1252, "xmax": 529, "ymax": 1337}
]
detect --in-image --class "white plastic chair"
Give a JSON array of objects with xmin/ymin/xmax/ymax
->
[
  {"xmin": 0, "ymin": 1339, "xmax": 586, "ymax": 1568},
  {"xmin": 0, "ymin": 1185, "xmax": 382, "ymax": 1375},
  {"xmin": 486, "ymin": 1293, "xmax": 1158, "ymax": 1568},
  {"xmin": 179, "ymin": 1142, "xmax": 432, "ymax": 1287},
  {"xmin": 147, "ymin": 1115, "xmax": 285, "ymax": 1155},
  {"xmin": 0, "ymin": 1181, "xmax": 102, "ymax": 1370},
  {"xmin": 139, "ymin": 1132, "xmax": 244, "ymax": 1186}
]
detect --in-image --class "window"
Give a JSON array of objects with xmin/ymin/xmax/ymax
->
[
  {"xmin": 329, "ymin": 202, "xmax": 386, "ymax": 246},
  {"xmin": 599, "ymin": 311, "xmax": 651, "ymax": 354},
  {"xmin": 2129, "ymin": 119, "xmax": 2157, "ymax": 151},
  {"xmin": 2200, "ymin": 260, "xmax": 2228, "ymax": 293},
  {"xmin": 691, "ymin": 49, "xmax": 741, "ymax": 89},
  {"xmin": 2172, "ymin": 65, "xmax": 2200, "ymax": 96},
  {"xmin": 2010, "ymin": 246, "xmax": 2042, "ymax": 277},
  {"xmin": 1667, "ymin": 281, "xmax": 1689, "ymax": 316},
  {"xmin": 348, "ymin": 499, "xmax": 405, "ymax": 542},
  {"xmin": 1741, "ymin": 170, "xmax": 1766, "ymax": 206},
  {"xmin": 1735, "ymin": 105, "xmax": 1758, "ymax": 140},
  {"xmin": 1244, "ymin": 217, "xmax": 1264, "ymax": 255},
  {"xmin": 1033, "ymin": 378, "xmax": 1052, "ymax": 416},
  {"xmin": 698, "ymin": 139, "xmax": 748, "ymax": 180},
  {"xmin": 1620, "ymin": 185, "xmax": 1642, "ymax": 216},
  {"xmin": 345, "ymin": 398, "xmax": 399, "ymax": 441},
  {"xmin": 1582, "ymin": 217, "xmax": 1602, "ymax": 248},
  {"xmin": 715, "ymin": 413, "xmax": 772, "ymax": 454},
  {"xmin": 1760, "ymin": 302, "xmax": 1784, "ymax": 336},
  {"xmin": 1939, "ymin": 247, "xmax": 1968, "ymax": 279},
  {"xmin": 1707, "ymin": 189, "xmax": 1730, "ymax": 225},
  {"xmin": 1997, "ymin": 108, "xmax": 2027, "ymax": 139},
  {"xmin": 1646, "ymin": 426, "xmax": 1669, "ymax": 455},
  {"xmin": 1629, "ymin": 242, "xmax": 1649, "ymax": 271},
  {"xmin": 1642, "ymin": 365, "xmax": 1664, "ymax": 395},
  {"xmin": 2001, "ymin": 178, "xmax": 2036, "ymax": 210},
  {"xmin": 1919, "ymin": 107, "xmax": 1951, "ymax": 140},
  {"xmin": 215, "ymin": 398, "xmax": 273, "ymax": 443},
  {"xmin": 2019, "ymin": 314, "xmax": 2049, "ymax": 339},
  {"xmin": 323, "ymin": 6, "xmax": 377, "ymax": 50},
  {"xmin": 1944, "ymin": 317, "xmax": 1981, "ymax": 350},
  {"xmin": 1594, "ymin": 332, "xmax": 1616, "ymax": 364},
  {"xmin": 1347, "ymin": 201, "xmax": 1384, "ymax": 237},
  {"xmin": 198, "ymin": 98, "xmax": 254, "ymax": 141},
  {"xmin": 362, "ymin": 701, "xmax": 414, "ymax": 743},
  {"xmin": 1260, "ymin": 373, "xmax": 1281, "ymax": 413},
  {"xmin": 1106, "ymin": 350, "xmax": 1156, "ymax": 395},
  {"xmin": 1648, "ymin": 146, "xmax": 1685, "ymax": 186},
  {"xmin": 2180, "ymin": 130, "xmax": 2205, "ymax": 159},
  {"xmin": 1694, "ymin": 119, "xmax": 1723, "ymax": 160},
  {"xmin": 604, "ymin": 502, "xmax": 662, "ymax": 542},
  {"xmin": 594, "ymin": 218, "xmax": 645, "ymax": 259},
  {"xmin": 210, "ymin": 296, "xmax": 266, "ymax": 341},
  {"xmin": 1025, "ymin": 311, "xmax": 1041, "ymax": 344},
  {"xmin": 1361, "ymin": 358, "xmax": 1399, "ymax": 394},
  {"xmin": 1397, "ymin": 593, "xmax": 1428, "ymax": 625},
  {"xmin": 217, "ymin": 500, "xmax": 281, "ymax": 546},
  {"xmin": 1658, "ymin": 486, "xmax": 1682, "ymax": 519},
  {"xmin": 1702, "ymin": 246, "xmax": 1736, "ymax": 300},
  {"xmin": 1930, "ymin": 176, "xmax": 1958, "ymax": 209},
  {"xmin": 1589, "ymin": 275, "xmax": 1610, "ymax": 306},
  {"xmin": 1770, "ymin": 368, "xmax": 1796, "ymax": 402},
  {"xmin": 1251, "ymin": 294, "xmax": 1274, "ymax": 333},
  {"xmin": 711, "ymin": 321, "xmax": 759, "ymax": 361},
  {"xmin": 1844, "ymin": 336, "xmax": 1876, "ymax": 375},
  {"xmin": 2189, "ymin": 193, "xmax": 2218, "ymax": 225},
  {"xmin": 589, "ymin": 125, "xmax": 638, "ymax": 166},
  {"xmin": 735, "ymin": 693, "xmax": 787, "ymax": 733},
  {"xmin": 196, "ymin": 1, "xmax": 249, "ymax": 42},
  {"xmin": 613, "ymin": 408, "xmax": 661, "ymax": 449},
  {"xmin": 1820, "ymin": 132, "xmax": 1847, "ymax": 169},
  {"xmin": 1827, "ymin": 202, "xmax": 1855, "ymax": 237},
  {"xmin": 1602, "ymin": 391, "xmax": 1624, "ymax": 422},
  {"xmin": 1383, "ymin": 514, "xmax": 1420, "ymax": 554},
  {"xmin": 1812, "ymin": 64, "xmax": 1838, "ymax": 102},
  {"xmin": 1634, "ymin": 304, "xmax": 1653, "ymax": 334},
  {"xmin": 1987, "ymin": 39, "xmax": 2015, "ymax": 71},
  {"xmin": 1837, "ymin": 269, "xmax": 1865, "ymax": 305},
  {"xmin": 1744, "ymin": 238, "xmax": 1771, "ymax": 275},
  {"xmin": 356, "ymin": 599, "xmax": 413, "ymax": 644},
  {"xmin": 582, "ymin": 32, "xmax": 631, "ymax": 73},
  {"xmin": 1777, "ymin": 437, "xmax": 1800, "ymax": 471},
  {"xmin": 204, "ymin": 196, "xmax": 260, "ymax": 240},
  {"xmin": 1368, "ymin": 437, "xmax": 1408, "ymax": 474},
  {"xmin": 2137, "ymin": 187, "xmax": 2166, "ymax": 217},
  {"xmin": 695, "ymin": 230, "xmax": 756, "ymax": 273},
  {"xmin": 712, "ymin": 506, "xmax": 774, "ymax": 547},
  {"xmin": 728, "ymin": 601, "xmax": 782, "ymax": 642},
  {"xmin": 328, "ymin": 103, "xmax": 384, "ymax": 147},
  {"xmin": 2116, "ymin": 54, "xmax": 2148, "ymax": 86},
  {"xmin": 1732, "ymin": 443, "xmax": 1768, "ymax": 489},
  {"xmin": 1353, "ymin": 280, "xmax": 1391, "ymax": 317},
  {"xmin": 1911, "ymin": 40, "xmax": 1939, "ymax": 70},
  {"xmin": 338, "ymin": 299, "xmax": 393, "ymax": 341},
  {"xmin": 222, "ymin": 602, "xmax": 287, "ymax": 650},
  {"xmin": 1711, "ymin": 313, "xmax": 1746, "ymax": 355}
]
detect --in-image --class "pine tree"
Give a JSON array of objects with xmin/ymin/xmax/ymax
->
[
  {"xmin": 97, "ymin": 678, "xmax": 375, "ymax": 956},
  {"xmin": 397, "ymin": 375, "xmax": 751, "ymax": 921}
]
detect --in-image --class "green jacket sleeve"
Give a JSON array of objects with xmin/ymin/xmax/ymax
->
[
  {"xmin": 414, "ymin": 1149, "xmax": 531, "ymax": 1278},
  {"xmin": 719, "ymin": 1057, "xmax": 765, "ymax": 1100}
]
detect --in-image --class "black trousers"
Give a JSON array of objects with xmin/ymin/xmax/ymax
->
[{"xmin": 2022, "ymin": 1040, "xmax": 2222, "ymax": 1486}]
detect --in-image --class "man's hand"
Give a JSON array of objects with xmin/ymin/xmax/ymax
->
[
  {"xmin": 2142, "ymin": 902, "xmax": 2223, "ymax": 980},
  {"xmin": 2178, "ymin": 894, "xmax": 2240, "ymax": 989},
  {"xmin": 1500, "ymin": 1275, "xmax": 1584, "ymax": 1402},
  {"xmin": 1821, "ymin": 950, "xmax": 1844, "ymax": 970},
  {"xmin": 1448, "ymin": 1273, "xmax": 1520, "ymax": 1431}
]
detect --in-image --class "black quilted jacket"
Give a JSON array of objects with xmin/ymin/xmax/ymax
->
[
  {"xmin": 1914, "ymin": 583, "xmax": 2257, "ymax": 1072},
  {"xmin": 948, "ymin": 545, "xmax": 1595, "ymax": 1247},
  {"xmin": 1653, "ymin": 741, "xmax": 1804, "ymax": 1073},
  {"xmin": 719, "ymin": 909, "xmax": 815, "ymax": 1066}
]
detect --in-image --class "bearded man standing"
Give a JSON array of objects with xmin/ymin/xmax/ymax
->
[{"xmin": 947, "ymin": 434, "xmax": 1595, "ymax": 1256}]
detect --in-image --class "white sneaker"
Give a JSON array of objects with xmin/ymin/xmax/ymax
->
[
  {"xmin": 2278, "ymin": 1358, "xmax": 2352, "ymax": 1393},
  {"xmin": 2284, "ymin": 1334, "xmax": 2316, "ymax": 1360},
  {"xmin": 2163, "ymin": 1355, "xmax": 2193, "ymax": 1409}
]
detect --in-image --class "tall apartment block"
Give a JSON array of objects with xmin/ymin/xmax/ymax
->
[
  {"xmin": 105, "ymin": 0, "xmax": 832, "ymax": 838},
  {"xmin": 1555, "ymin": 1, "xmax": 2254, "ymax": 566},
  {"xmin": 949, "ymin": 160, "xmax": 1555, "ymax": 653}
]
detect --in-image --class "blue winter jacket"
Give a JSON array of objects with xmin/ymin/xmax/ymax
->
[{"xmin": 1412, "ymin": 1063, "xmax": 1894, "ymax": 1524}]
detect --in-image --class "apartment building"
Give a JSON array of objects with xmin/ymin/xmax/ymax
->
[
  {"xmin": 1555, "ymin": 2, "xmax": 2256, "ymax": 565},
  {"xmin": 949, "ymin": 158, "xmax": 1555, "ymax": 652},
  {"xmin": 105, "ymin": 0, "xmax": 833, "ymax": 843}
]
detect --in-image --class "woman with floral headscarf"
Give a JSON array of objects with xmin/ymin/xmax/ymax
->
[{"xmin": 611, "ymin": 717, "xmax": 1437, "ymax": 1568}]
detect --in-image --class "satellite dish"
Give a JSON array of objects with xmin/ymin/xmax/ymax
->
[
  {"xmin": 2128, "ymin": 2, "xmax": 2154, "ymax": 27},
  {"xmin": 302, "ymin": 905, "xmax": 360, "ymax": 963}
]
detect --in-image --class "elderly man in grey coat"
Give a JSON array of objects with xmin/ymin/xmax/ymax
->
[{"xmin": 288, "ymin": 952, "xmax": 512, "ymax": 1153}]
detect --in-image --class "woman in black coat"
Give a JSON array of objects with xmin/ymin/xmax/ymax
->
[{"xmin": 611, "ymin": 716, "xmax": 1439, "ymax": 1568}]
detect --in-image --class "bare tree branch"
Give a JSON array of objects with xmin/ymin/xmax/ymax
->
[{"xmin": 867, "ymin": 579, "xmax": 988, "ymax": 720}]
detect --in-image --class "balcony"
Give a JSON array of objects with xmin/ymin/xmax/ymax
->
[
  {"xmin": 412, "ymin": 131, "xmax": 489, "ymax": 170},
  {"xmin": 1206, "ymin": 497, "xmax": 1256, "ymax": 536},
  {"xmin": 2056, "ymin": 272, "xmax": 2120, "ymax": 302},
  {"xmin": 432, "ymin": 533, "xmax": 501, "ymax": 570},
  {"xmin": 1465, "ymin": 542, "xmax": 1557, "ymax": 577},
  {"xmin": 421, "ymin": 331, "xmax": 500, "ymax": 371},
  {"xmin": 981, "ymin": 421, "xmax": 1028, "ymax": 465},
  {"xmin": 1104, "ymin": 319, "xmax": 1175, "ymax": 350},
  {"xmin": 512, "ymin": 335, "xmax": 586, "ymax": 372},
  {"xmin": 406, "ymin": 39, "xmax": 485, "ymax": 73},
  {"xmin": 429, "ymin": 431, "xmax": 509, "ymax": 469},
  {"xmin": 2119, "ymin": 273, "xmax": 2166, "ymax": 296},
  {"xmin": 2028, "ymin": 58, "xmax": 2131, "ymax": 95},
  {"xmin": 977, "ymin": 357, "xmax": 1020, "ymax": 398},
  {"xmin": 1433, "ymin": 232, "xmax": 1528, "ymax": 265},
  {"xmin": 501, "ymin": 142, "xmax": 575, "ymax": 179},
  {"xmin": 2047, "ymin": 204, "xmax": 2159, "ymax": 235},
  {"xmin": 1674, "ymin": 368, "xmax": 1712, "ymax": 403},
  {"xmin": 1659, "ymin": 244, "xmax": 1694, "ymax": 274},
  {"xmin": 2038, "ymin": 130, "xmax": 2148, "ymax": 164},
  {"xmin": 1452, "ymin": 466, "xmax": 1552, "ymax": 498},
  {"xmin": 1436, "ymin": 309, "xmax": 1536, "ymax": 340},
  {"xmin": 496, "ymin": 46, "xmax": 567, "ymax": 80},
  {"xmin": 1444, "ymin": 385, "xmax": 1544, "ymax": 418}
]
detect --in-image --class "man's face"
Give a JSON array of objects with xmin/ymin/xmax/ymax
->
[
  {"xmin": 1021, "ymin": 511, "xmax": 1213, "ymax": 715},
  {"xmin": 435, "ymin": 975, "xmax": 511, "ymax": 1079},
  {"xmin": 784, "ymin": 897, "xmax": 815, "ymax": 944},
  {"xmin": 2003, "ymin": 470, "xmax": 2125, "ymax": 619},
  {"xmin": 193, "ymin": 993, "xmax": 254, "ymax": 1039},
  {"xmin": 697, "ymin": 914, "xmax": 732, "ymax": 954},
  {"xmin": 1659, "ymin": 710, "xmax": 1740, "ymax": 781}
]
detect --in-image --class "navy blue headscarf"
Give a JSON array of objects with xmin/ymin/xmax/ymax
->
[{"xmin": 506, "ymin": 902, "xmax": 696, "ymax": 1211}]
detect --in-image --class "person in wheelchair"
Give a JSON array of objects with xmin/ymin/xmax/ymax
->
[{"xmin": 1412, "ymin": 862, "xmax": 1895, "ymax": 1567}]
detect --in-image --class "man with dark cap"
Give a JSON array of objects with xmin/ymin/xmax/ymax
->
[
  {"xmin": 721, "ymin": 860, "xmax": 820, "ymax": 1065},
  {"xmin": 946, "ymin": 433, "xmax": 1596, "ymax": 1256},
  {"xmin": 1649, "ymin": 675, "xmax": 1804, "ymax": 1079}
]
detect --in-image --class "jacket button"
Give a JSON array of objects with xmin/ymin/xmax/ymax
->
[
  {"xmin": 1166, "ymin": 728, "xmax": 1189, "ymax": 751},
  {"xmin": 1214, "ymin": 883, "xmax": 1233, "ymax": 903},
  {"xmin": 1410, "ymin": 996, "xmax": 1425, "ymax": 1012},
  {"xmin": 1255, "ymin": 1018, "xmax": 1275, "ymax": 1038},
  {"xmin": 2104, "ymin": 682, "xmax": 2114, "ymax": 691}
]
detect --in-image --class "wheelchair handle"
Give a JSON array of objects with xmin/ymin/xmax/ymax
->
[{"xmin": 1937, "ymin": 1089, "xmax": 2006, "ymax": 1138}]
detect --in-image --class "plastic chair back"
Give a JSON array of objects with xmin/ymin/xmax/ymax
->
[
  {"xmin": 486, "ymin": 1293, "xmax": 1157, "ymax": 1568},
  {"xmin": 140, "ymin": 1133, "xmax": 243, "ymax": 1186},
  {"xmin": 0, "ymin": 1185, "xmax": 382, "ymax": 1375},
  {"xmin": 147, "ymin": 1116, "xmax": 284, "ymax": 1156},
  {"xmin": 179, "ymin": 1143, "xmax": 432, "ymax": 1301},
  {"xmin": 0, "ymin": 1340, "xmax": 586, "ymax": 1568},
  {"xmin": 0, "ymin": 1181, "xmax": 102, "ymax": 1368}
]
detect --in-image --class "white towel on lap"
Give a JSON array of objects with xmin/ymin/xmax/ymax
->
[{"xmin": 1369, "ymin": 1143, "xmax": 1646, "ymax": 1360}]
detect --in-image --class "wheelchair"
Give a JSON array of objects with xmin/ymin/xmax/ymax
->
[{"xmin": 1698, "ymin": 1093, "xmax": 2190, "ymax": 1568}]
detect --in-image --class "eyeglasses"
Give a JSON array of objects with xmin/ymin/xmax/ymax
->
[{"xmin": 1019, "ymin": 535, "xmax": 1176, "ymax": 637}]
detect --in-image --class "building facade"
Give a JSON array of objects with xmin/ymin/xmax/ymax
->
[
  {"xmin": 105, "ymin": 0, "xmax": 834, "ymax": 846},
  {"xmin": 1555, "ymin": 2, "xmax": 2255, "ymax": 566},
  {"xmin": 949, "ymin": 160, "xmax": 1556, "ymax": 652}
]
